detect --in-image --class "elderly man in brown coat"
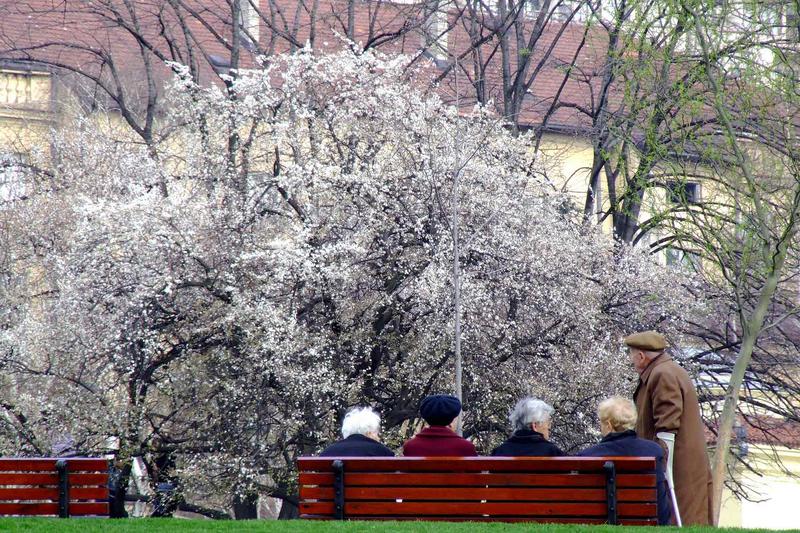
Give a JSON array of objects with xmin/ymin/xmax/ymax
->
[{"xmin": 625, "ymin": 331, "xmax": 713, "ymax": 526}]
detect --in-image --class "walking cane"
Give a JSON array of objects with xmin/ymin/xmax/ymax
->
[{"xmin": 657, "ymin": 432, "xmax": 683, "ymax": 527}]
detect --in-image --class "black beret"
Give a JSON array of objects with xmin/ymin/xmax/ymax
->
[{"xmin": 420, "ymin": 394, "xmax": 461, "ymax": 426}]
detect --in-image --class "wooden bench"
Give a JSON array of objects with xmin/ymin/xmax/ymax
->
[
  {"xmin": 298, "ymin": 457, "xmax": 659, "ymax": 525},
  {"xmin": 0, "ymin": 458, "xmax": 110, "ymax": 517}
]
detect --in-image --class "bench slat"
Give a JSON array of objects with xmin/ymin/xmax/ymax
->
[
  {"xmin": 303, "ymin": 515, "xmax": 613, "ymax": 523},
  {"xmin": 345, "ymin": 473, "xmax": 606, "ymax": 487},
  {"xmin": 0, "ymin": 502, "xmax": 59, "ymax": 515},
  {"xmin": 0, "ymin": 487, "xmax": 59, "ymax": 500},
  {"xmin": 70, "ymin": 502, "xmax": 110, "ymax": 516},
  {"xmin": 0, "ymin": 473, "xmax": 59, "ymax": 485},
  {"xmin": 298, "ymin": 457, "xmax": 655, "ymax": 473},
  {"xmin": 69, "ymin": 473, "xmax": 109, "ymax": 486},
  {"xmin": 0, "ymin": 458, "xmax": 108, "ymax": 473},
  {"xmin": 0, "ymin": 472, "xmax": 108, "ymax": 487},
  {"xmin": 299, "ymin": 472, "xmax": 656, "ymax": 489},
  {"xmin": 302, "ymin": 515, "xmax": 658, "ymax": 525},
  {"xmin": 302, "ymin": 501, "xmax": 612, "ymax": 516},
  {"xmin": 307, "ymin": 486, "xmax": 608, "ymax": 501},
  {"xmin": 616, "ymin": 474, "xmax": 657, "ymax": 488},
  {"xmin": 70, "ymin": 487, "xmax": 109, "ymax": 500},
  {"xmin": 301, "ymin": 486, "xmax": 655, "ymax": 502},
  {"xmin": 0, "ymin": 460, "xmax": 61, "ymax": 472},
  {"xmin": 301, "ymin": 501, "xmax": 657, "ymax": 518},
  {"xmin": 64, "ymin": 459, "xmax": 108, "ymax": 472}
]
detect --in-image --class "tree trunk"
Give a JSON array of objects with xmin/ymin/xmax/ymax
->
[
  {"xmin": 685, "ymin": 2, "xmax": 800, "ymax": 522},
  {"xmin": 109, "ymin": 459, "xmax": 132, "ymax": 518},
  {"xmin": 710, "ymin": 241, "xmax": 791, "ymax": 523},
  {"xmin": 232, "ymin": 492, "xmax": 259, "ymax": 519},
  {"xmin": 278, "ymin": 497, "xmax": 299, "ymax": 519}
]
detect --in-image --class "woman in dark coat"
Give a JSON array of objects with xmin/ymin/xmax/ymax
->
[
  {"xmin": 492, "ymin": 397, "xmax": 564, "ymax": 456},
  {"xmin": 576, "ymin": 396, "xmax": 672, "ymax": 525},
  {"xmin": 320, "ymin": 407, "xmax": 394, "ymax": 457}
]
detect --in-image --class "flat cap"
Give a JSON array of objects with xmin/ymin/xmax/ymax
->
[
  {"xmin": 623, "ymin": 330, "xmax": 668, "ymax": 351},
  {"xmin": 420, "ymin": 394, "xmax": 461, "ymax": 426}
]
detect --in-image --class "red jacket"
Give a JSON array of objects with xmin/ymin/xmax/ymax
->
[{"xmin": 402, "ymin": 426, "xmax": 477, "ymax": 457}]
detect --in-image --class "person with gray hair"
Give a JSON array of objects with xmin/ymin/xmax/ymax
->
[
  {"xmin": 491, "ymin": 397, "xmax": 564, "ymax": 456},
  {"xmin": 319, "ymin": 407, "xmax": 394, "ymax": 457}
]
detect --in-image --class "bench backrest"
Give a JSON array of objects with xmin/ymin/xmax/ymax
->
[
  {"xmin": 0, "ymin": 458, "xmax": 110, "ymax": 517},
  {"xmin": 298, "ymin": 456, "xmax": 658, "ymax": 525}
]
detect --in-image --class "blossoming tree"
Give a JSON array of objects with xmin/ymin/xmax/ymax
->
[{"xmin": 0, "ymin": 48, "xmax": 703, "ymax": 517}]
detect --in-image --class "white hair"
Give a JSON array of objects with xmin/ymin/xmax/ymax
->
[
  {"xmin": 509, "ymin": 397, "xmax": 554, "ymax": 431},
  {"xmin": 598, "ymin": 396, "xmax": 637, "ymax": 432},
  {"xmin": 341, "ymin": 407, "xmax": 381, "ymax": 438}
]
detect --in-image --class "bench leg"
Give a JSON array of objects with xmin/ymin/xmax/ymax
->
[
  {"xmin": 604, "ymin": 461, "xmax": 618, "ymax": 525},
  {"xmin": 333, "ymin": 460, "xmax": 345, "ymax": 520},
  {"xmin": 56, "ymin": 459, "xmax": 70, "ymax": 518}
]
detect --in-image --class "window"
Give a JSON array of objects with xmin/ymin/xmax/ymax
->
[
  {"xmin": 553, "ymin": 1, "xmax": 574, "ymax": 20},
  {"xmin": 0, "ymin": 152, "xmax": 28, "ymax": 203},
  {"xmin": 0, "ymin": 67, "xmax": 50, "ymax": 111},
  {"xmin": 0, "ymin": 70, "xmax": 33, "ymax": 106},
  {"xmin": 785, "ymin": 5, "xmax": 799, "ymax": 41},
  {"xmin": 665, "ymin": 247, "xmax": 701, "ymax": 272},
  {"xmin": 666, "ymin": 180, "xmax": 700, "ymax": 204},
  {"xmin": 528, "ymin": 0, "xmax": 542, "ymax": 14}
]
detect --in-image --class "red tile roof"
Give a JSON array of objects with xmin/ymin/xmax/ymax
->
[
  {"xmin": 705, "ymin": 415, "xmax": 800, "ymax": 449},
  {"xmin": 0, "ymin": 1, "xmax": 611, "ymax": 129}
]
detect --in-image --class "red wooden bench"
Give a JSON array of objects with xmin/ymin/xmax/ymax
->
[
  {"xmin": 298, "ymin": 456, "xmax": 659, "ymax": 525},
  {"xmin": 0, "ymin": 458, "xmax": 110, "ymax": 517}
]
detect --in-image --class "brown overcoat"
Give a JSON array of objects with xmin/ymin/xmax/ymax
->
[{"xmin": 634, "ymin": 353, "xmax": 713, "ymax": 525}]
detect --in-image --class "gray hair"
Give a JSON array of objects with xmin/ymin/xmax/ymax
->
[
  {"xmin": 341, "ymin": 407, "xmax": 381, "ymax": 438},
  {"xmin": 509, "ymin": 397, "xmax": 554, "ymax": 431}
]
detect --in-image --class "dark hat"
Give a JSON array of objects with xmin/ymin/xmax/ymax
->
[
  {"xmin": 624, "ymin": 331, "xmax": 668, "ymax": 351},
  {"xmin": 419, "ymin": 394, "xmax": 461, "ymax": 426}
]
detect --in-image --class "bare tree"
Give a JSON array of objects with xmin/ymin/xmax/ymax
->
[{"xmin": 645, "ymin": 0, "xmax": 800, "ymax": 522}]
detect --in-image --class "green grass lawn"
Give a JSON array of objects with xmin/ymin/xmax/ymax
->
[{"xmin": 0, "ymin": 519, "xmax": 794, "ymax": 533}]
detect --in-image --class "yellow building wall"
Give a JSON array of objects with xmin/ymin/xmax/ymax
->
[
  {"xmin": 535, "ymin": 132, "xmax": 687, "ymax": 246},
  {"xmin": 0, "ymin": 67, "xmax": 52, "ymax": 134},
  {"xmin": 0, "ymin": 67, "xmax": 52, "ymax": 182},
  {"xmin": 535, "ymin": 132, "xmax": 617, "ymax": 233},
  {"xmin": 719, "ymin": 445, "xmax": 800, "ymax": 529}
]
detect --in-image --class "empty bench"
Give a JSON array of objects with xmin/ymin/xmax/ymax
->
[
  {"xmin": 298, "ymin": 456, "xmax": 659, "ymax": 525},
  {"xmin": 0, "ymin": 458, "xmax": 110, "ymax": 517}
]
